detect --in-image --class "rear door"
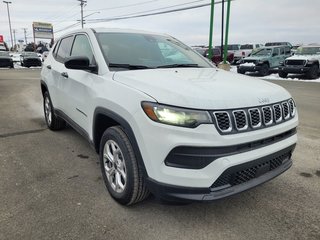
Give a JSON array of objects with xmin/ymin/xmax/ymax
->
[{"xmin": 271, "ymin": 48, "xmax": 281, "ymax": 68}]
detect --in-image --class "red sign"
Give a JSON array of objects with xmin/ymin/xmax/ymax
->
[{"xmin": 0, "ymin": 35, "xmax": 3, "ymax": 43}]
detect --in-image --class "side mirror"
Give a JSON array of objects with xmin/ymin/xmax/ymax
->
[
  {"xmin": 64, "ymin": 56, "xmax": 97, "ymax": 72},
  {"xmin": 272, "ymin": 53, "xmax": 278, "ymax": 57}
]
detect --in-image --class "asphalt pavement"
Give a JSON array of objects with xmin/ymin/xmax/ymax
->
[{"xmin": 0, "ymin": 68, "xmax": 319, "ymax": 240}]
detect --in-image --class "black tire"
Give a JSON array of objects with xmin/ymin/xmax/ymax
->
[
  {"xmin": 278, "ymin": 71, "xmax": 288, "ymax": 78},
  {"xmin": 43, "ymin": 92, "xmax": 66, "ymax": 130},
  {"xmin": 259, "ymin": 64, "xmax": 269, "ymax": 76},
  {"xmin": 99, "ymin": 126, "xmax": 149, "ymax": 205},
  {"xmin": 307, "ymin": 65, "xmax": 319, "ymax": 79},
  {"xmin": 237, "ymin": 68, "xmax": 245, "ymax": 74}
]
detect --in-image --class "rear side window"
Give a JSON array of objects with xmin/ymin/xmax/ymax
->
[
  {"xmin": 280, "ymin": 47, "xmax": 285, "ymax": 55},
  {"xmin": 56, "ymin": 36, "xmax": 73, "ymax": 63},
  {"xmin": 71, "ymin": 34, "xmax": 94, "ymax": 64}
]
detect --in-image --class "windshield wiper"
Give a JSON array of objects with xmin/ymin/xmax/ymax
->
[
  {"xmin": 108, "ymin": 63, "xmax": 153, "ymax": 70},
  {"xmin": 156, "ymin": 63, "xmax": 200, "ymax": 68}
]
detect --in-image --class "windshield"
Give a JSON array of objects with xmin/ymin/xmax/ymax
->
[
  {"xmin": 0, "ymin": 52, "xmax": 10, "ymax": 57},
  {"xmin": 252, "ymin": 48, "xmax": 272, "ymax": 56},
  {"xmin": 296, "ymin": 47, "xmax": 320, "ymax": 55},
  {"xmin": 240, "ymin": 44, "xmax": 253, "ymax": 50},
  {"xmin": 96, "ymin": 32, "xmax": 212, "ymax": 70}
]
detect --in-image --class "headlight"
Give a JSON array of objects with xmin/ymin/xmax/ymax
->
[{"xmin": 141, "ymin": 102, "xmax": 212, "ymax": 128}]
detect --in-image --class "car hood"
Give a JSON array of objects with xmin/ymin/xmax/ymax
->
[
  {"xmin": 286, "ymin": 54, "xmax": 320, "ymax": 61},
  {"xmin": 113, "ymin": 68, "xmax": 291, "ymax": 109},
  {"xmin": 244, "ymin": 56, "xmax": 269, "ymax": 61}
]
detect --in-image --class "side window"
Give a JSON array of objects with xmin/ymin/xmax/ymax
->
[
  {"xmin": 71, "ymin": 34, "xmax": 94, "ymax": 64},
  {"xmin": 280, "ymin": 47, "xmax": 285, "ymax": 55},
  {"xmin": 56, "ymin": 36, "xmax": 73, "ymax": 63},
  {"xmin": 52, "ymin": 41, "xmax": 59, "ymax": 58},
  {"xmin": 273, "ymin": 48, "xmax": 280, "ymax": 56},
  {"xmin": 285, "ymin": 47, "xmax": 291, "ymax": 55}
]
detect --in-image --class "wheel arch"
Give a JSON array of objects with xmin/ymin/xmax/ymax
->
[
  {"xmin": 40, "ymin": 80, "xmax": 48, "ymax": 96},
  {"xmin": 93, "ymin": 107, "xmax": 148, "ymax": 177}
]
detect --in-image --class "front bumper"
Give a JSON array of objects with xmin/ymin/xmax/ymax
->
[
  {"xmin": 147, "ymin": 144, "xmax": 295, "ymax": 202},
  {"xmin": 279, "ymin": 66, "xmax": 311, "ymax": 74}
]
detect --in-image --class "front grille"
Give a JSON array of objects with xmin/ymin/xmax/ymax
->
[
  {"xmin": 285, "ymin": 59, "xmax": 306, "ymax": 66},
  {"xmin": 211, "ymin": 150, "xmax": 292, "ymax": 188},
  {"xmin": 212, "ymin": 99, "xmax": 296, "ymax": 134}
]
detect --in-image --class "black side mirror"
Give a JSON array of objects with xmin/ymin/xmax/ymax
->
[
  {"xmin": 65, "ymin": 56, "xmax": 97, "ymax": 72},
  {"xmin": 272, "ymin": 53, "xmax": 278, "ymax": 57}
]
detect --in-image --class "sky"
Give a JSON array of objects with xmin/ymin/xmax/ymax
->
[{"xmin": 0, "ymin": 0, "xmax": 319, "ymax": 47}]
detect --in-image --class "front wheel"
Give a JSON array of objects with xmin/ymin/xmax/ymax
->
[
  {"xmin": 278, "ymin": 71, "xmax": 288, "ymax": 78},
  {"xmin": 43, "ymin": 92, "xmax": 66, "ymax": 130},
  {"xmin": 259, "ymin": 64, "xmax": 269, "ymax": 76},
  {"xmin": 307, "ymin": 65, "xmax": 319, "ymax": 79},
  {"xmin": 100, "ymin": 126, "xmax": 149, "ymax": 205}
]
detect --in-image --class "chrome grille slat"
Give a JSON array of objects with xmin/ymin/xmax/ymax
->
[
  {"xmin": 233, "ymin": 110, "xmax": 248, "ymax": 131},
  {"xmin": 212, "ymin": 99, "xmax": 296, "ymax": 134},
  {"xmin": 249, "ymin": 108, "xmax": 261, "ymax": 128},
  {"xmin": 273, "ymin": 104, "xmax": 282, "ymax": 123}
]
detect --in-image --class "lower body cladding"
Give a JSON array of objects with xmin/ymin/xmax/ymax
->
[{"xmin": 133, "ymin": 113, "xmax": 298, "ymax": 202}]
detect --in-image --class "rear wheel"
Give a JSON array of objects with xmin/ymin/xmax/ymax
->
[
  {"xmin": 100, "ymin": 126, "xmax": 149, "ymax": 205},
  {"xmin": 43, "ymin": 92, "xmax": 66, "ymax": 130},
  {"xmin": 307, "ymin": 65, "xmax": 319, "ymax": 79},
  {"xmin": 259, "ymin": 64, "xmax": 269, "ymax": 76},
  {"xmin": 278, "ymin": 71, "xmax": 288, "ymax": 78}
]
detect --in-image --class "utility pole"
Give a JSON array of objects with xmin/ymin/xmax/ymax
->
[
  {"xmin": 78, "ymin": 0, "xmax": 87, "ymax": 29},
  {"xmin": 12, "ymin": 29, "xmax": 16, "ymax": 46},
  {"xmin": 22, "ymin": 28, "xmax": 27, "ymax": 44},
  {"xmin": 3, "ymin": 1, "xmax": 13, "ymax": 49}
]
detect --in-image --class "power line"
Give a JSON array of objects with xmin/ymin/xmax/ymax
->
[
  {"xmin": 99, "ymin": 0, "xmax": 208, "ymax": 18},
  {"xmin": 87, "ymin": 0, "xmax": 160, "ymax": 11},
  {"xmin": 86, "ymin": 0, "xmax": 229, "ymax": 23}
]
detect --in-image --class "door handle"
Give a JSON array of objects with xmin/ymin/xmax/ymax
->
[
  {"xmin": 61, "ymin": 72, "xmax": 68, "ymax": 78},
  {"xmin": 46, "ymin": 65, "xmax": 52, "ymax": 69}
]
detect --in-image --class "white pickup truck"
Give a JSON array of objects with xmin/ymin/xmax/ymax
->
[{"xmin": 233, "ymin": 44, "xmax": 263, "ymax": 64}]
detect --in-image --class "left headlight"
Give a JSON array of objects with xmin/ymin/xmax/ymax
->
[{"xmin": 141, "ymin": 102, "xmax": 213, "ymax": 128}]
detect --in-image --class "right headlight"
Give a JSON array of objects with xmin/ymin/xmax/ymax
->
[{"xmin": 141, "ymin": 102, "xmax": 212, "ymax": 128}]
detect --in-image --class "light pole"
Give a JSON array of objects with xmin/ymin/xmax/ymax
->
[
  {"xmin": 77, "ymin": 0, "xmax": 87, "ymax": 29},
  {"xmin": 79, "ymin": 11, "xmax": 100, "ymax": 26},
  {"xmin": 3, "ymin": 1, "xmax": 13, "ymax": 49}
]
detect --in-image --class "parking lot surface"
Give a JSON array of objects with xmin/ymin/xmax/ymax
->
[{"xmin": 0, "ymin": 69, "xmax": 319, "ymax": 240}]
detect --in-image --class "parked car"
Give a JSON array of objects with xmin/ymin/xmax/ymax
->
[
  {"xmin": 237, "ymin": 45, "xmax": 292, "ymax": 76},
  {"xmin": 9, "ymin": 52, "xmax": 21, "ymax": 62},
  {"xmin": 193, "ymin": 47, "xmax": 208, "ymax": 57},
  {"xmin": 233, "ymin": 44, "xmax": 263, "ymax": 64},
  {"xmin": 0, "ymin": 51, "xmax": 14, "ymax": 68},
  {"xmin": 41, "ymin": 28, "xmax": 298, "ymax": 205},
  {"xmin": 20, "ymin": 52, "xmax": 42, "ymax": 67},
  {"xmin": 218, "ymin": 44, "xmax": 241, "ymax": 54},
  {"xmin": 278, "ymin": 45, "xmax": 320, "ymax": 79},
  {"xmin": 205, "ymin": 47, "xmax": 234, "ymax": 65},
  {"xmin": 265, "ymin": 42, "xmax": 292, "ymax": 48}
]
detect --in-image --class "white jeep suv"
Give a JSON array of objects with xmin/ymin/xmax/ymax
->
[{"xmin": 41, "ymin": 28, "xmax": 298, "ymax": 205}]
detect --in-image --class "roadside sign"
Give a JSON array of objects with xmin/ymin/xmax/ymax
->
[
  {"xmin": 0, "ymin": 35, "xmax": 3, "ymax": 43},
  {"xmin": 33, "ymin": 22, "xmax": 53, "ymax": 39}
]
